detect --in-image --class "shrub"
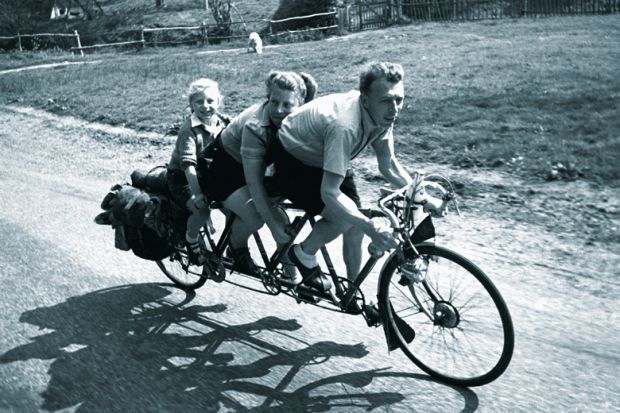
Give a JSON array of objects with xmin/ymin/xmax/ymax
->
[{"xmin": 271, "ymin": 0, "xmax": 336, "ymax": 32}]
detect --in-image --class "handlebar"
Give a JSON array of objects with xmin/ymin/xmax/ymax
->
[{"xmin": 377, "ymin": 172, "xmax": 461, "ymax": 230}]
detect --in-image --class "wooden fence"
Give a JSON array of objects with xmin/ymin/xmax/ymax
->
[
  {"xmin": 0, "ymin": 31, "xmax": 84, "ymax": 55},
  {"xmin": 0, "ymin": 11, "xmax": 338, "ymax": 53},
  {"xmin": 1, "ymin": 2, "xmax": 617, "ymax": 53},
  {"xmin": 398, "ymin": 0, "xmax": 619, "ymax": 21},
  {"xmin": 339, "ymin": 0, "xmax": 618, "ymax": 29}
]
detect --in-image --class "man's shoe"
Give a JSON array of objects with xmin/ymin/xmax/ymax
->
[
  {"xmin": 287, "ymin": 245, "xmax": 332, "ymax": 293},
  {"xmin": 226, "ymin": 246, "xmax": 259, "ymax": 276}
]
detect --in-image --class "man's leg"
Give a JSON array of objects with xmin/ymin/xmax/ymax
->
[
  {"xmin": 299, "ymin": 193, "xmax": 360, "ymax": 279},
  {"xmin": 299, "ymin": 218, "xmax": 346, "ymax": 255},
  {"xmin": 342, "ymin": 225, "xmax": 364, "ymax": 280}
]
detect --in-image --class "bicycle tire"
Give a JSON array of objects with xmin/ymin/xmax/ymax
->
[
  {"xmin": 157, "ymin": 249, "xmax": 207, "ymax": 290},
  {"xmin": 378, "ymin": 243, "xmax": 514, "ymax": 387}
]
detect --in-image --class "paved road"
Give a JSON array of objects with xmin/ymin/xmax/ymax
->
[{"xmin": 0, "ymin": 106, "xmax": 618, "ymax": 412}]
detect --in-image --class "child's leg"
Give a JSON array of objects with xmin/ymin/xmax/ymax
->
[
  {"xmin": 270, "ymin": 202, "xmax": 299, "ymax": 282},
  {"xmin": 220, "ymin": 186, "xmax": 264, "ymax": 275},
  {"xmin": 221, "ymin": 187, "xmax": 264, "ymax": 249},
  {"xmin": 185, "ymin": 204, "xmax": 211, "ymax": 264},
  {"xmin": 205, "ymin": 214, "xmax": 216, "ymax": 235},
  {"xmin": 186, "ymin": 206, "xmax": 211, "ymax": 238}
]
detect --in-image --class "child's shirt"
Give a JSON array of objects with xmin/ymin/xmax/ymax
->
[
  {"xmin": 220, "ymin": 102, "xmax": 271, "ymax": 164},
  {"xmin": 168, "ymin": 113, "xmax": 226, "ymax": 171}
]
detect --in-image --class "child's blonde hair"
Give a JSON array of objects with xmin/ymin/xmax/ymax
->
[{"xmin": 187, "ymin": 78, "xmax": 222, "ymax": 105}]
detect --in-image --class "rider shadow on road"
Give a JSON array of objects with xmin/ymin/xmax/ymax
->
[{"xmin": 0, "ymin": 283, "xmax": 479, "ymax": 412}]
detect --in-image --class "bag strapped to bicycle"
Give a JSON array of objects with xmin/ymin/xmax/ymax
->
[{"xmin": 94, "ymin": 166, "xmax": 184, "ymax": 261}]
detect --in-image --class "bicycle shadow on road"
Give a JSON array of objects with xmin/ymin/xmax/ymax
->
[{"xmin": 0, "ymin": 283, "xmax": 479, "ymax": 412}]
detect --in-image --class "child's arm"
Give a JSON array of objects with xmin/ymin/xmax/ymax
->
[
  {"xmin": 176, "ymin": 124, "xmax": 207, "ymax": 211},
  {"xmin": 184, "ymin": 165, "xmax": 207, "ymax": 211},
  {"xmin": 241, "ymin": 125, "xmax": 289, "ymax": 243}
]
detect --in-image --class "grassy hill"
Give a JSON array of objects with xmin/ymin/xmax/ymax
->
[{"xmin": 1, "ymin": 15, "xmax": 619, "ymax": 187}]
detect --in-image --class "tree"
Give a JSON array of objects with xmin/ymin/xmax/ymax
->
[
  {"xmin": 207, "ymin": 0, "xmax": 233, "ymax": 41},
  {"xmin": 0, "ymin": 0, "xmax": 49, "ymax": 34},
  {"xmin": 271, "ymin": 0, "xmax": 336, "ymax": 32}
]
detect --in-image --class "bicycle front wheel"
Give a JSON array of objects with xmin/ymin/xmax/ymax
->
[
  {"xmin": 378, "ymin": 243, "xmax": 514, "ymax": 387},
  {"xmin": 157, "ymin": 249, "xmax": 207, "ymax": 290}
]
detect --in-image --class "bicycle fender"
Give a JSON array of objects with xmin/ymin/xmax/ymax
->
[{"xmin": 378, "ymin": 299, "xmax": 416, "ymax": 352}]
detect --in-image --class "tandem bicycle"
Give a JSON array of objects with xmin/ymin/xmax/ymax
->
[{"xmin": 156, "ymin": 172, "xmax": 515, "ymax": 387}]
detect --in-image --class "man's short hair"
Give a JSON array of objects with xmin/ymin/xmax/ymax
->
[{"xmin": 359, "ymin": 61, "xmax": 404, "ymax": 95}]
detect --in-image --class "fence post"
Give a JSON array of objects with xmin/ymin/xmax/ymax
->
[
  {"xmin": 348, "ymin": 5, "xmax": 352, "ymax": 31},
  {"xmin": 17, "ymin": 32, "xmax": 23, "ymax": 52},
  {"xmin": 201, "ymin": 21, "xmax": 207, "ymax": 45},
  {"xmin": 141, "ymin": 26, "xmax": 146, "ymax": 48},
  {"xmin": 74, "ymin": 30, "xmax": 84, "ymax": 56},
  {"xmin": 358, "ymin": 0, "xmax": 363, "ymax": 30}
]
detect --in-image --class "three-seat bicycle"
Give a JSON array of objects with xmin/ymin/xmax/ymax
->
[{"xmin": 156, "ymin": 172, "xmax": 515, "ymax": 387}]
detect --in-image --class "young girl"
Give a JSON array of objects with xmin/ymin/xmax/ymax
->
[
  {"xmin": 167, "ymin": 78, "xmax": 228, "ymax": 265},
  {"xmin": 204, "ymin": 71, "xmax": 317, "ymax": 275}
]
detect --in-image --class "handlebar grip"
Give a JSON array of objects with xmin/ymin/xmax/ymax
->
[{"xmin": 367, "ymin": 242, "xmax": 385, "ymax": 258}]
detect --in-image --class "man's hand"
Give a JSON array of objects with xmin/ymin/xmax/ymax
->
[
  {"xmin": 367, "ymin": 224, "xmax": 398, "ymax": 254},
  {"xmin": 423, "ymin": 194, "xmax": 448, "ymax": 217}
]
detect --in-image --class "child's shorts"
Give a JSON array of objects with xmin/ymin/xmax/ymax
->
[{"xmin": 204, "ymin": 147, "xmax": 247, "ymax": 202}]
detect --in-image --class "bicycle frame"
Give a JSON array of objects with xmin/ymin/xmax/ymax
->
[
  {"xmin": 201, "ymin": 203, "xmax": 386, "ymax": 311},
  {"xmin": 200, "ymin": 175, "xmax": 458, "ymax": 310}
]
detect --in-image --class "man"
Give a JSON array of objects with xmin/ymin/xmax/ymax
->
[{"xmin": 273, "ymin": 61, "xmax": 412, "ymax": 296}]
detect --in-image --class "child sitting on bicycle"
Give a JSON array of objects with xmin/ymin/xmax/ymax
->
[{"xmin": 167, "ymin": 78, "xmax": 229, "ymax": 265}]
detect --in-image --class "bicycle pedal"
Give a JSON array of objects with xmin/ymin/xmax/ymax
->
[{"xmin": 295, "ymin": 291, "xmax": 319, "ymax": 304}]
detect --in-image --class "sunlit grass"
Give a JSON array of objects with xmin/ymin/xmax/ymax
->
[{"xmin": 1, "ymin": 15, "xmax": 618, "ymax": 184}]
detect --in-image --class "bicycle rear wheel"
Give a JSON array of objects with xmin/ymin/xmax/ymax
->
[
  {"xmin": 378, "ymin": 243, "xmax": 514, "ymax": 387},
  {"xmin": 157, "ymin": 248, "xmax": 207, "ymax": 290}
]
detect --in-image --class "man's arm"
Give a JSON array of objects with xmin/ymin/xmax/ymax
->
[
  {"xmin": 320, "ymin": 171, "xmax": 374, "ymax": 233},
  {"xmin": 371, "ymin": 135, "xmax": 412, "ymax": 188},
  {"xmin": 321, "ymin": 171, "xmax": 397, "ymax": 251}
]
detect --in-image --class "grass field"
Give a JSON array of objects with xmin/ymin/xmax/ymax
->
[{"xmin": 1, "ymin": 15, "xmax": 619, "ymax": 185}]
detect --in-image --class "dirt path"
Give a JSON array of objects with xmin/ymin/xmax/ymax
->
[{"xmin": 1, "ymin": 105, "xmax": 618, "ymax": 411}]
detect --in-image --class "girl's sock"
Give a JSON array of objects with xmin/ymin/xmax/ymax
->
[
  {"xmin": 186, "ymin": 232, "xmax": 201, "ymax": 252},
  {"xmin": 294, "ymin": 244, "xmax": 318, "ymax": 268}
]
